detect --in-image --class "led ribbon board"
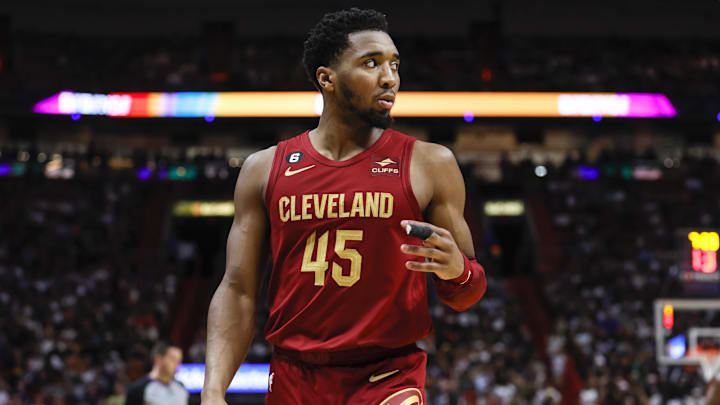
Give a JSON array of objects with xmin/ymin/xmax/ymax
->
[
  {"xmin": 33, "ymin": 91, "xmax": 676, "ymax": 118},
  {"xmin": 175, "ymin": 363, "xmax": 270, "ymax": 394}
]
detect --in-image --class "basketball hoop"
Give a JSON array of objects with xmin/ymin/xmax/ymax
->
[{"xmin": 688, "ymin": 348, "xmax": 720, "ymax": 382}]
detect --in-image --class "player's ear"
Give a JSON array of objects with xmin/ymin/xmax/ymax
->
[{"xmin": 316, "ymin": 67, "xmax": 335, "ymax": 92}]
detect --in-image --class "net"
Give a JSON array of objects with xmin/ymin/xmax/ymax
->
[{"xmin": 688, "ymin": 348, "xmax": 720, "ymax": 382}]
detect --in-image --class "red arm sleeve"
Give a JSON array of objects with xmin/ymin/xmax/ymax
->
[{"xmin": 432, "ymin": 253, "xmax": 487, "ymax": 311}]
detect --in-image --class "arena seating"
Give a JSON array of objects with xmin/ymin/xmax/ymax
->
[{"xmin": 1, "ymin": 142, "xmax": 717, "ymax": 403}]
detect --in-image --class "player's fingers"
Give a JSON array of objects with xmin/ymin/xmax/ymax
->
[
  {"xmin": 413, "ymin": 227, "xmax": 453, "ymax": 252},
  {"xmin": 400, "ymin": 221, "xmax": 454, "ymax": 252},
  {"xmin": 400, "ymin": 244, "xmax": 445, "ymax": 261},
  {"xmin": 400, "ymin": 220, "xmax": 451, "ymax": 238},
  {"xmin": 423, "ymin": 231, "xmax": 450, "ymax": 250},
  {"xmin": 405, "ymin": 260, "xmax": 442, "ymax": 272}
]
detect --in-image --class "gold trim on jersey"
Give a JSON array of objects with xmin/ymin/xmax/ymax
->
[{"xmin": 379, "ymin": 388, "xmax": 423, "ymax": 405}]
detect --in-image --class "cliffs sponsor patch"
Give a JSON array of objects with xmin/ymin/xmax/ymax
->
[{"xmin": 371, "ymin": 155, "xmax": 400, "ymax": 176}]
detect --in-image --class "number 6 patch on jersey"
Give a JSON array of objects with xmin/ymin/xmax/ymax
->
[{"xmin": 286, "ymin": 151, "xmax": 304, "ymax": 163}]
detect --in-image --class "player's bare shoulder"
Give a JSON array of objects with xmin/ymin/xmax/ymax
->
[
  {"xmin": 412, "ymin": 140, "xmax": 457, "ymax": 169},
  {"xmin": 238, "ymin": 147, "xmax": 276, "ymax": 185},
  {"xmin": 241, "ymin": 146, "xmax": 276, "ymax": 177},
  {"xmin": 232, "ymin": 146, "xmax": 277, "ymax": 207},
  {"xmin": 409, "ymin": 140, "xmax": 463, "ymax": 210}
]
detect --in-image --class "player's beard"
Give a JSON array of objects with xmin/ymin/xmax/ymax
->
[{"xmin": 339, "ymin": 82, "xmax": 393, "ymax": 129}]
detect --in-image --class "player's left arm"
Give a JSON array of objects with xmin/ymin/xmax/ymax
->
[{"xmin": 400, "ymin": 142, "xmax": 487, "ymax": 311}]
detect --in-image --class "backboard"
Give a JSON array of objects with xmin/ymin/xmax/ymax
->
[{"xmin": 655, "ymin": 299, "xmax": 720, "ymax": 382}]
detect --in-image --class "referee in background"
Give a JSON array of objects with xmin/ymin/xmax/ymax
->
[{"xmin": 125, "ymin": 341, "xmax": 189, "ymax": 405}]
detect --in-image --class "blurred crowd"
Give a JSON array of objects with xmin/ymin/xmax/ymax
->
[
  {"xmin": 0, "ymin": 177, "xmax": 181, "ymax": 404},
  {"xmin": 538, "ymin": 153, "xmax": 720, "ymax": 404},
  {"xmin": 423, "ymin": 280, "xmax": 556, "ymax": 405},
  {"xmin": 2, "ymin": 6, "xmax": 720, "ymax": 405},
  {"xmin": 1, "ymin": 141, "xmax": 720, "ymax": 404},
  {"xmin": 3, "ymin": 33, "xmax": 719, "ymax": 94}
]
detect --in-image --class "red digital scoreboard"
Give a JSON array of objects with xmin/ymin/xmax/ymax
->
[{"xmin": 679, "ymin": 229, "xmax": 720, "ymax": 282}]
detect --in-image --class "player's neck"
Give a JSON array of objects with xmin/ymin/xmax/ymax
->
[
  {"xmin": 149, "ymin": 367, "xmax": 171, "ymax": 385},
  {"xmin": 311, "ymin": 112, "xmax": 385, "ymax": 161}
]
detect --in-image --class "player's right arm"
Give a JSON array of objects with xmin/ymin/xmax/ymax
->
[{"xmin": 201, "ymin": 147, "xmax": 274, "ymax": 405}]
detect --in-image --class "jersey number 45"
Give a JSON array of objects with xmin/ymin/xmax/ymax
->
[{"xmin": 301, "ymin": 230, "xmax": 363, "ymax": 287}]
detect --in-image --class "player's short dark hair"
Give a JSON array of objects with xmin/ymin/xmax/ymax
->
[
  {"xmin": 303, "ymin": 8, "xmax": 389, "ymax": 91},
  {"xmin": 151, "ymin": 341, "xmax": 181, "ymax": 358}
]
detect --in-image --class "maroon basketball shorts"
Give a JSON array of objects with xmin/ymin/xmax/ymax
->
[{"xmin": 265, "ymin": 347, "xmax": 427, "ymax": 404}]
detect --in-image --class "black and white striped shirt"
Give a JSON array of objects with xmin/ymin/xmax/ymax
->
[{"xmin": 125, "ymin": 376, "xmax": 189, "ymax": 405}]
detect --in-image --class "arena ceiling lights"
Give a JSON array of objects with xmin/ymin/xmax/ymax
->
[{"xmin": 32, "ymin": 91, "xmax": 676, "ymax": 118}]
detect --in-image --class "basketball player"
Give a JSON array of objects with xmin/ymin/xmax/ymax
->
[{"xmin": 201, "ymin": 8, "xmax": 487, "ymax": 404}]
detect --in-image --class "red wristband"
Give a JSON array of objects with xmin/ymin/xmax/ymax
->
[{"xmin": 446, "ymin": 253, "xmax": 473, "ymax": 285}]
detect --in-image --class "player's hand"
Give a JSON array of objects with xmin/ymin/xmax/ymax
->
[{"xmin": 399, "ymin": 220, "xmax": 464, "ymax": 280}]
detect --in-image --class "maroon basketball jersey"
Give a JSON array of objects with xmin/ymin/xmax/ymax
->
[{"xmin": 263, "ymin": 129, "xmax": 431, "ymax": 352}]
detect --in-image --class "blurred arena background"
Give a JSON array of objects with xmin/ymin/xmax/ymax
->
[{"xmin": 1, "ymin": 0, "xmax": 720, "ymax": 404}]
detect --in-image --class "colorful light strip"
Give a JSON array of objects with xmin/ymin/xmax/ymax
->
[
  {"xmin": 175, "ymin": 363, "xmax": 269, "ymax": 394},
  {"xmin": 33, "ymin": 91, "xmax": 676, "ymax": 118}
]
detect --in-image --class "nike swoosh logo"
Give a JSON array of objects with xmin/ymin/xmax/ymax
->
[
  {"xmin": 284, "ymin": 165, "xmax": 316, "ymax": 176},
  {"xmin": 369, "ymin": 369, "xmax": 399, "ymax": 383}
]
